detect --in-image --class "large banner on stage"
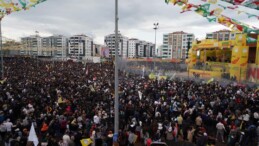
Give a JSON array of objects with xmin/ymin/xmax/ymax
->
[
  {"xmin": 230, "ymin": 46, "xmax": 249, "ymax": 81},
  {"xmin": 235, "ymin": 34, "xmax": 247, "ymax": 46}
]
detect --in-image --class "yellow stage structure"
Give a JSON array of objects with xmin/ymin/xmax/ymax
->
[{"xmin": 187, "ymin": 34, "xmax": 259, "ymax": 83}]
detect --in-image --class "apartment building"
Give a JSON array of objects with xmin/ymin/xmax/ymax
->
[
  {"xmin": 206, "ymin": 29, "xmax": 237, "ymax": 41},
  {"xmin": 68, "ymin": 34, "xmax": 93, "ymax": 60},
  {"xmin": 162, "ymin": 31, "xmax": 195, "ymax": 59},
  {"xmin": 104, "ymin": 33, "xmax": 129, "ymax": 58}
]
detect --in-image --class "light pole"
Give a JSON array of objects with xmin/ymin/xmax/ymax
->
[
  {"xmin": 153, "ymin": 23, "xmax": 159, "ymax": 71},
  {"xmin": 35, "ymin": 31, "xmax": 39, "ymax": 68},
  {"xmin": 114, "ymin": 0, "xmax": 119, "ymax": 141}
]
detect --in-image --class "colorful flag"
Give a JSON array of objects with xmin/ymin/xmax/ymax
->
[
  {"xmin": 207, "ymin": 78, "xmax": 214, "ymax": 84},
  {"xmin": 58, "ymin": 96, "xmax": 65, "ymax": 104},
  {"xmin": 208, "ymin": 0, "xmax": 218, "ymax": 4},
  {"xmin": 0, "ymin": 0, "xmax": 47, "ymax": 19},
  {"xmin": 246, "ymin": 12, "xmax": 258, "ymax": 18},
  {"xmin": 149, "ymin": 73, "xmax": 156, "ymax": 80},
  {"xmin": 80, "ymin": 138, "xmax": 93, "ymax": 146},
  {"xmin": 218, "ymin": 4, "xmax": 227, "ymax": 9},
  {"xmin": 207, "ymin": 17, "xmax": 217, "ymax": 22},
  {"xmin": 163, "ymin": 0, "xmax": 259, "ymax": 33},
  {"xmin": 221, "ymin": 0, "xmax": 259, "ymax": 10},
  {"xmin": 28, "ymin": 124, "xmax": 39, "ymax": 146}
]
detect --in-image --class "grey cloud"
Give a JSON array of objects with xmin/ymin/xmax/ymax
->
[{"xmin": 1, "ymin": 0, "xmax": 259, "ymax": 45}]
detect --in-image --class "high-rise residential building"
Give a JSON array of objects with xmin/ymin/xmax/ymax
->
[
  {"xmin": 21, "ymin": 35, "xmax": 43, "ymax": 56},
  {"xmin": 42, "ymin": 35, "xmax": 67, "ymax": 58},
  {"xmin": 206, "ymin": 29, "xmax": 236, "ymax": 41},
  {"xmin": 162, "ymin": 34, "xmax": 170, "ymax": 58},
  {"xmin": 128, "ymin": 39, "xmax": 155, "ymax": 58},
  {"xmin": 144, "ymin": 42, "xmax": 155, "ymax": 58},
  {"xmin": 128, "ymin": 38, "xmax": 139, "ymax": 58},
  {"xmin": 104, "ymin": 33, "xmax": 129, "ymax": 58},
  {"xmin": 162, "ymin": 31, "xmax": 195, "ymax": 59},
  {"xmin": 68, "ymin": 34, "xmax": 93, "ymax": 60}
]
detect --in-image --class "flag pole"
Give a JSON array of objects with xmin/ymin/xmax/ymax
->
[
  {"xmin": 0, "ymin": 19, "xmax": 4, "ymax": 79},
  {"xmin": 114, "ymin": 0, "xmax": 119, "ymax": 140}
]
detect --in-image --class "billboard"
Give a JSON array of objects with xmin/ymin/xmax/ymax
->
[{"xmin": 101, "ymin": 47, "xmax": 110, "ymax": 58}]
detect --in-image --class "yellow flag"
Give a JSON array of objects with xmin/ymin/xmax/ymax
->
[
  {"xmin": 58, "ymin": 96, "xmax": 64, "ymax": 104},
  {"xmin": 149, "ymin": 73, "xmax": 156, "ymax": 80},
  {"xmin": 159, "ymin": 76, "xmax": 167, "ymax": 80},
  {"xmin": 80, "ymin": 138, "xmax": 93, "ymax": 146},
  {"xmin": 213, "ymin": 8, "xmax": 223, "ymax": 17},
  {"xmin": 207, "ymin": 78, "xmax": 214, "ymax": 84},
  {"xmin": 208, "ymin": 0, "xmax": 217, "ymax": 4},
  {"xmin": 0, "ymin": 78, "xmax": 6, "ymax": 84}
]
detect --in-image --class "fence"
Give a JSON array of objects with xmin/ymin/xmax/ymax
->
[{"xmin": 119, "ymin": 59, "xmax": 259, "ymax": 87}]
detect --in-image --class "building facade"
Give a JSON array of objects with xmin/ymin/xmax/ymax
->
[
  {"xmin": 206, "ymin": 29, "xmax": 236, "ymax": 41},
  {"xmin": 68, "ymin": 35, "xmax": 93, "ymax": 60},
  {"xmin": 93, "ymin": 44, "xmax": 105, "ymax": 57},
  {"xmin": 104, "ymin": 33, "xmax": 129, "ymax": 58},
  {"xmin": 162, "ymin": 31, "xmax": 195, "ymax": 59},
  {"xmin": 162, "ymin": 34, "xmax": 171, "ymax": 58},
  {"xmin": 42, "ymin": 35, "xmax": 67, "ymax": 58},
  {"xmin": 21, "ymin": 35, "xmax": 42, "ymax": 56},
  {"xmin": 127, "ymin": 39, "xmax": 155, "ymax": 58},
  {"xmin": 128, "ymin": 38, "xmax": 139, "ymax": 58}
]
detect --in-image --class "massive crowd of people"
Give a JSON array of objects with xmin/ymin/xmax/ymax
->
[{"xmin": 0, "ymin": 57, "xmax": 259, "ymax": 146}]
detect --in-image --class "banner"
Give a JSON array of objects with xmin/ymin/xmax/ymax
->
[
  {"xmin": 219, "ymin": 0, "xmax": 259, "ymax": 10},
  {"xmin": 164, "ymin": 0, "xmax": 259, "ymax": 34},
  {"xmin": 235, "ymin": 34, "xmax": 247, "ymax": 46},
  {"xmin": 0, "ymin": 0, "xmax": 47, "ymax": 19},
  {"xmin": 80, "ymin": 138, "xmax": 93, "ymax": 146},
  {"xmin": 28, "ymin": 124, "xmax": 39, "ymax": 146},
  {"xmin": 101, "ymin": 47, "xmax": 110, "ymax": 58},
  {"xmin": 231, "ymin": 46, "xmax": 249, "ymax": 66},
  {"xmin": 230, "ymin": 46, "xmax": 249, "ymax": 81}
]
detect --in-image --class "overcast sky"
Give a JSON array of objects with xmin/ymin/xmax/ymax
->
[{"xmin": 2, "ymin": 0, "xmax": 259, "ymax": 46}]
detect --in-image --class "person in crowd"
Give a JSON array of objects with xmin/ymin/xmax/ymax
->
[{"xmin": 0, "ymin": 57, "xmax": 257, "ymax": 146}]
